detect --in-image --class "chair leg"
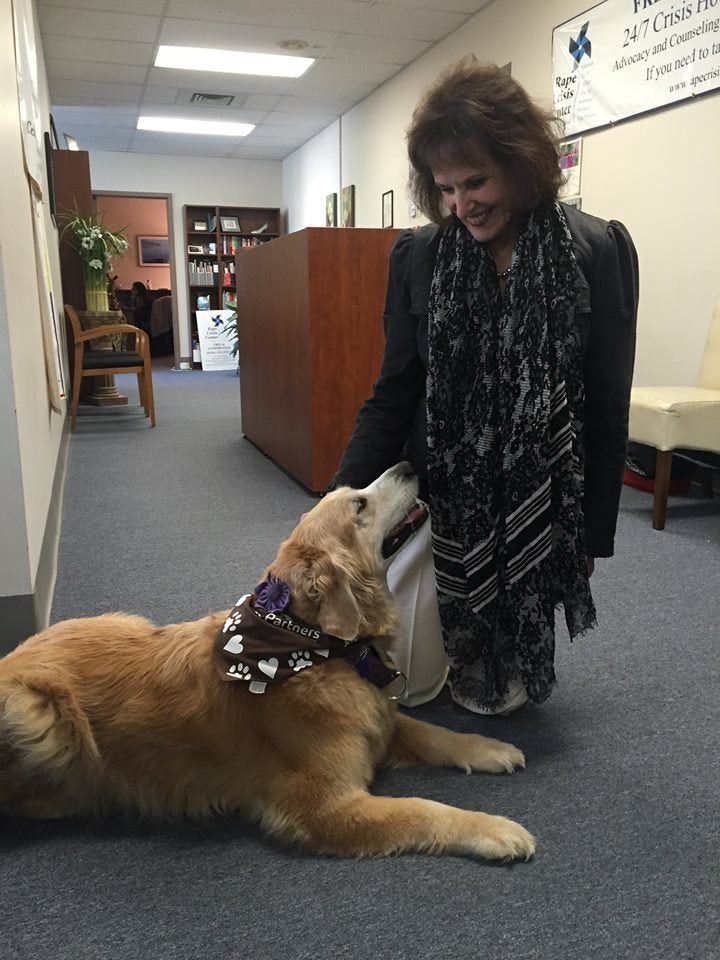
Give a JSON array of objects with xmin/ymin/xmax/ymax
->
[
  {"xmin": 71, "ymin": 370, "xmax": 83, "ymax": 432},
  {"xmin": 136, "ymin": 372, "xmax": 146, "ymax": 410},
  {"xmin": 653, "ymin": 450, "xmax": 672, "ymax": 530},
  {"xmin": 142, "ymin": 362, "xmax": 156, "ymax": 427}
]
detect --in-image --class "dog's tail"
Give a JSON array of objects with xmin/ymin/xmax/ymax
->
[{"xmin": 0, "ymin": 673, "xmax": 101, "ymax": 813}]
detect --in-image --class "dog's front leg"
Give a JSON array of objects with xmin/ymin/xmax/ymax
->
[
  {"xmin": 263, "ymin": 779, "xmax": 535, "ymax": 862},
  {"xmin": 383, "ymin": 713, "xmax": 525, "ymax": 774}
]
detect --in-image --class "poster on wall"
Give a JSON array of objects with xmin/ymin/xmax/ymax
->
[
  {"xmin": 32, "ymin": 198, "xmax": 66, "ymax": 410},
  {"xmin": 558, "ymin": 137, "xmax": 582, "ymax": 198},
  {"xmin": 12, "ymin": 0, "xmax": 44, "ymax": 195},
  {"xmin": 195, "ymin": 310, "xmax": 237, "ymax": 371},
  {"xmin": 552, "ymin": 0, "xmax": 720, "ymax": 137}
]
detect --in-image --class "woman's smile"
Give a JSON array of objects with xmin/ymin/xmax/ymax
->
[{"xmin": 430, "ymin": 152, "xmax": 522, "ymax": 258}]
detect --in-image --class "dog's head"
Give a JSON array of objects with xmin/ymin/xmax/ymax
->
[{"xmin": 266, "ymin": 463, "xmax": 422, "ymax": 642}]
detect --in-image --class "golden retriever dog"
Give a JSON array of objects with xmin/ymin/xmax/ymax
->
[{"xmin": 0, "ymin": 463, "xmax": 534, "ymax": 861}]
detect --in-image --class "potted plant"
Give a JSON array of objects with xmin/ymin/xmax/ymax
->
[
  {"xmin": 224, "ymin": 308, "xmax": 239, "ymax": 370},
  {"xmin": 61, "ymin": 208, "xmax": 129, "ymax": 312}
]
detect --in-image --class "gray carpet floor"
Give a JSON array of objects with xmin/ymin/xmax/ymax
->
[{"xmin": 2, "ymin": 361, "xmax": 719, "ymax": 960}]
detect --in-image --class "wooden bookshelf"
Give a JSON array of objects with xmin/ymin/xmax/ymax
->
[{"xmin": 183, "ymin": 204, "xmax": 281, "ymax": 364}]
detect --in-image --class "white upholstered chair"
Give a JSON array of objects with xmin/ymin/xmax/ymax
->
[{"xmin": 628, "ymin": 299, "xmax": 720, "ymax": 529}]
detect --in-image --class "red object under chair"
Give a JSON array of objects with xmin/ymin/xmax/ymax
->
[{"xmin": 622, "ymin": 467, "xmax": 691, "ymax": 496}]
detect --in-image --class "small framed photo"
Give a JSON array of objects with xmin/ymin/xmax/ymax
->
[
  {"xmin": 382, "ymin": 189, "xmax": 393, "ymax": 228},
  {"xmin": 341, "ymin": 184, "xmax": 355, "ymax": 228},
  {"xmin": 220, "ymin": 216, "xmax": 241, "ymax": 232},
  {"xmin": 192, "ymin": 220, "xmax": 208, "ymax": 231},
  {"xmin": 138, "ymin": 235, "xmax": 170, "ymax": 266},
  {"xmin": 187, "ymin": 244, "xmax": 205, "ymax": 254},
  {"xmin": 325, "ymin": 192, "xmax": 337, "ymax": 227}
]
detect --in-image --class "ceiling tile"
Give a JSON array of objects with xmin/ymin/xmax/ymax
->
[
  {"xmin": 240, "ymin": 94, "xmax": 282, "ymax": 111},
  {"xmin": 39, "ymin": 0, "xmax": 166, "ymax": 14},
  {"xmin": 147, "ymin": 67, "xmax": 296, "ymax": 97},
  {"xmin": 352, "ymin": 5, "xmax": 468, "ymax": 41},
  {"xmin": 159, "ymin": 17, "xmax": 338, "ymax": 56},
  {"xmin": 42, "ymin": 35, "xmax": 155, "ymax": 67},
  {"xmin": 328, "ymin": 33, "xmax": 431, "ymax": 63},
  {"xmin": 379, "ymin": 0, "xmax": 492, "ymax": 12},
  {"xmin": 37, "ymin": 7, "xmax": 161, "ymax": 43},
  {"xmin": 166, "ymin": 0, "xmax": 365, "ymax": 32},
  {"xmin": 46, "ymin": 59, "xmax": 149, "ymax": 85},
  {"xmin": 51, "ymin": 79, "xmax": 144, "ymax": 102}
]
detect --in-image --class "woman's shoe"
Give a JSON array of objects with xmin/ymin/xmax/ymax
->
[{"xmin": 450, "ymin": 679, "xmax": 529, "ymax": 716}]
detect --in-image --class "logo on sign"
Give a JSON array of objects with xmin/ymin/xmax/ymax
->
[{"xmin": 569, "ymin": 21, "xmax": 592, "ymax": 70}]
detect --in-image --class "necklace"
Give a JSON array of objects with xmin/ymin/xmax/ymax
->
[{"xmin": 496, "ymin": 266, "xmax": 513, "ymax": 281}]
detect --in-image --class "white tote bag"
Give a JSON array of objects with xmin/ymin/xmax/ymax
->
[{"xmin": 386, "ymin": 518, "xmax": 448, "ymax": 707}]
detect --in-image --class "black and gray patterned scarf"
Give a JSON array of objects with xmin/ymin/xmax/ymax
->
[{"xmin": 426, "ymin": 202, "xmax": 595, "ymax": 708}]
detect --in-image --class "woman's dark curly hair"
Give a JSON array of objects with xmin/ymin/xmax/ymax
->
[{"xmin": 407, "ymin": 57, "xmax": 563, "ymax": 223}]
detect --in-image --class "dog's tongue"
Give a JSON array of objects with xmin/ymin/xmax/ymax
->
[{"xmin": 382, "ymin": 501, "xmax": 429, "ymax": 559}]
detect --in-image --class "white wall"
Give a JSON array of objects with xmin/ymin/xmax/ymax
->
[
  {"xmin": 283, "ymin": 121, "xmax": 340, "ymax": 235},
  {"xmin": 90, "ymin": 152, "xmax": 283, "ymax": 358},
  {"xmin": 283, "ymin": 0, "xmax": 720, "ymax": 387},
  {"xmin": 0, "ymin": 0, "xmax": 66, "ymax": 630}
]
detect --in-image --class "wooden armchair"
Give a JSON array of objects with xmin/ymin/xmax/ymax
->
[{"xmin": 64, "ymin": 304, "xmax": 156, "ymax": 431}]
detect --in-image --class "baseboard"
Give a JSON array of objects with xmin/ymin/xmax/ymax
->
[
  {"xmin": 0, "ymin": 594, "xmax": 37, "ymax": 654},
  {"xmin": 0, "ymin": 421, "xmax": 70, "ymax": 654}
]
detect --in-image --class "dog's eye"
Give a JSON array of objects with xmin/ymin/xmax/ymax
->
[{"xmin": 353, "ymin": 497, "xmax": 367, "ymax": 514}]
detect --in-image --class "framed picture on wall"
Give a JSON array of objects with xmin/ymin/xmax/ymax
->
[
  {"xmin": 325, "ymin": 192, "xmax": 337, "ymax": 227},
  {"xmin": 137, "ymin": 235, "xmax": 170, "ymax": 266},
  {"xmin": 382, "ymin": 190, "xmax": 393, "ymax": 228},
  {"xmin": 341, "ymin": 184, "xmax": 355, "ymax": 227},
  {"xmin": 220, "ymin": 216, "xmax": 241, "ymax": 232}
]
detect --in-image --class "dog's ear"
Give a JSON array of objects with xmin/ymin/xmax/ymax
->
[
  {"xmin": 318, "ymin": 576, "xmax": 362, "ymax": 642},
  {"xmin": 301, "ymin": 558, "xmax": 362, "ymax": 642}
]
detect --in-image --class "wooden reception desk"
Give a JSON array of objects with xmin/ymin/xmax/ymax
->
[{"xmin": 236, "ymin": 227, "xmax": 401, "ymax": 492}]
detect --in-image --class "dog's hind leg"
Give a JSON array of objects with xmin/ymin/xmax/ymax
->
[
  {"xmin": 0, "ymin": 675, "xmax": 101, "ymax": 817},
  {"xmin": 263, "ymin": 779, "xmax": 535, "ymax": 861},
  {"xmin": 383, "ymin": 713, "xmax": 526, "ymax": 774}
]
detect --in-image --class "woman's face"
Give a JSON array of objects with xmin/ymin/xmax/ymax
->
[{"xmin": 430, "ymin": 150, "xmax": 522, "ymax": 253}]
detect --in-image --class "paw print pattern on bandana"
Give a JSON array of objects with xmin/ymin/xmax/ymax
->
[
  {"xmin": 289, "ymin": 651, "xmax": 313, "ymax": 672},
  {"xmin": 222, "ymin": 610, "xmax": 243, "ymax": 634},
  {"xmin": 226, "ymin": 663, "xmax": 251, "ymax": 681}
]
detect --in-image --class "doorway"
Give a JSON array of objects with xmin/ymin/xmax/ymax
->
[{"xmin": 94, "ymin": 191, "xmax": 178, "ymax": 365}]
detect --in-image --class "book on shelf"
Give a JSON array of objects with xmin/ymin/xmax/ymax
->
[{"xmin": 188, "ymin": 262, "xmax": 214, "ymax": 285}]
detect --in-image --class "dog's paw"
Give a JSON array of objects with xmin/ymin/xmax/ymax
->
[
  {"xmin": 288, "ymin": 651, "xmax": 313, "ymax": 672},
  {"xmin": 472, "ymin": 815, "xmax": 536, "ymax": 861},
  {"xmin": 458, "ymin": 734, "xmax": 526, "ymax": 774},
  {"xmin": 226, "ymin": 663, "xmax": 251, "ymax": 681}
]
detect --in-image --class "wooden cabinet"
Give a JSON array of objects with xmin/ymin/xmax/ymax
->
[
  {"xmin": 52, "ymin": 149, "xmax": 94, "ymax": 310},
  {"xmin": 235, "ymin": 226, "xmax": 400, "ymax": 492},
  {"xmin": 183, "ymin": 204, "xmax": 281, "ymax": 359}
]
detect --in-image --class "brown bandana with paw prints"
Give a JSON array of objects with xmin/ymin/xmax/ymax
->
[{"xmin": 213, "ymin": 594, "xmax": 361, "ymax": 694}]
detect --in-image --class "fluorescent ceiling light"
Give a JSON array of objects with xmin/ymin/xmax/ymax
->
[
  {"xmin": 154, "ymin": 45, "xmax": 314, "ymax": 78},
  {"xmin": 137, "ymin": 117, "xmax": 255, "ymax": 137}
]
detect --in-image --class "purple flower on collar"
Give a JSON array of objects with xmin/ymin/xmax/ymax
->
[{"xmin": 254, "ymin": 575, "xmax": 291, "ymax": 613}]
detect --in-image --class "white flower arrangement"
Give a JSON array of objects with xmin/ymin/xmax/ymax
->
[{"xmin": 61, "ymin": 209, "xmax": 129, "ymax": 293}]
